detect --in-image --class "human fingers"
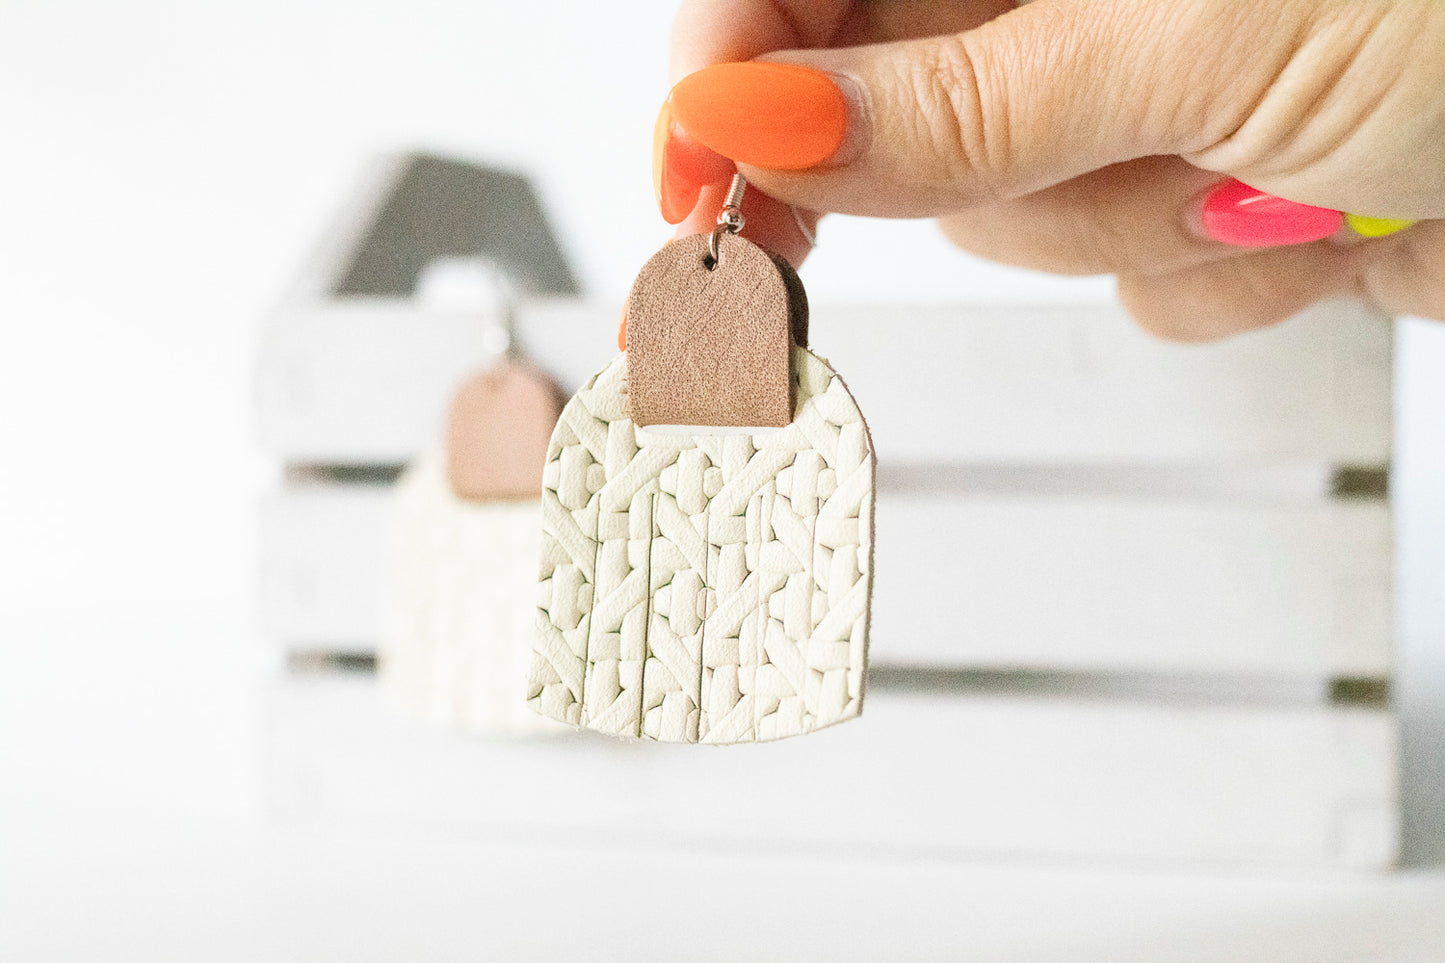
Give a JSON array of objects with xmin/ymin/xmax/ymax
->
[
  {"xmin": 620, "ymin": 216, "xmax": 1440, "ymax": 349},
  {"xmin": 1117, "ymin": 242, "xmax": 1371, "ymax": 342},
  {"xmin": 1118, "ymin": 216, "xmax": 1445, "ymax": 340},
  {"xmin": 664, "ymin": 0, "xmax": 1445, "ymax": 221},
  {"xmin": 935, "ymin": 156, "xmax": 1370, "ymax": 279},
  {"xmin": 657, "ymin": 0, "xmax": 847, "ymax": 266},
  {"xmin": 936, "ymin": 158, "xmax": 1234, "ymax": 277},
  {"xmin": 939, "ymin": 155, "xmax": 1441, "ymax": 337},
  {"xmin": 1358, "ymin": 220, "xmax": 1445, "ymax": 322},
  {"xmin": 670, "ymin": 0, "xmax": 1018, "ymax": 80},
  {"xmin": 661, "ymin": 0, "xmax": 1019, "ymax": 261}
]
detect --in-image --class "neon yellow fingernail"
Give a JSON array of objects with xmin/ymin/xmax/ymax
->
[{"xmin": 1345, "ymin": 213, "xmax": 1416, "ymax": 238}]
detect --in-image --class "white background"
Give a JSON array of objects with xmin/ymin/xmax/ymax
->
[{"xmin": 0, "ymin": 1, "xmax": 1441, "ymax": 959}]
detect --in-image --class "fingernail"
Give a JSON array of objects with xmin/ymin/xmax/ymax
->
[
  {"xmin": 668, "ymin": 62, "xmax": 848, "ymax": 170},
  {"xmin": 1197, "ymin": 179, "xmax": 1343, "ymax": 247},
  {"xmin": 653, "ymin": 101, "xmax": 700, "ymax": 224},
  {"xmin": 653, "ymin": 100, "xmax": 738, "ymax": 224},
  {"xmin": 617, "ymin": 305, "xmax": 627, "ymax": 353},
  {"xmin": 1345, "ymin": 213, "xmax": 1416, "ymax": 238}
]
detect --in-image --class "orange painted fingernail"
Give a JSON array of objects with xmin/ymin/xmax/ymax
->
[
  {"xmin": 653, "ymin": 100, "xmax": 737, "ymax": 224},
  {"xmin": 654, "ymin": 102, "xmax": 700, "ymax": 224},
  {"xmin": 669, "ymin": 62, "xmax": 848, "ymax": 170},
  {"xmin": 617, "ymin": 306, "xmax": 627, "ymax": 352}
]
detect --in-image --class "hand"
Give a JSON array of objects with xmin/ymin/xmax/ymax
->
[{"xmin": 655, "ymin": 0, "xmax": 1445, "ymax": 339}]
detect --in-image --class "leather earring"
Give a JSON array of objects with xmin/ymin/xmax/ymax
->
[{"xmin": 527, "ymin": 176, "xmax": 877, "ymax": 744}]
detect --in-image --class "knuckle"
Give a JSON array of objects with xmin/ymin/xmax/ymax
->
[{"xmin": 897, "ymin": 33, "xmax": 1008, "ymax": 202}]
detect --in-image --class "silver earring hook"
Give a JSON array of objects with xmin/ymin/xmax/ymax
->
[
  {"xmin": 706, "ymin": 173, "xmax": 747, "ymax": 268},
  {"xmin": 483, "ymin": 261, "xmax": 519, "ymax": 358}
]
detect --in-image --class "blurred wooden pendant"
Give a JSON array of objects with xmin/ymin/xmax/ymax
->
[
  {"xmin": 380, "ymin": 355, "xmax": 564, "ymax": 737},
  {"xmin": 445, "ymin": 360, "xmax": 564, "ymax": 502},
  {"xmin": 528, "ymin": 179, "xmax": 876, "ymax": 743}
]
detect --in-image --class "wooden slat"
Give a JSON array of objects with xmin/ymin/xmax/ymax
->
[
  {"xmin": 874, "ymin": 491, "xmax": 1391, "ymax": 675},
  {"xmin": 260, "ymin": 483, "xmax": 1391, "ymax": 675},
  {"xmin": 257, "ymin": 299, "xmax": 1391, "ymax": 465},
  {"xmin": 812, "ymin": 300, "xmax": 1391, "ymax": 465},
  {"xmin": 267, "ymin": 671, "xmax": 1399, "ymax": 869},
  {"xmin": 259, "ymin": 485, "xmax": 385, "ymax": 647},
  {"xmin": 256, "ymin": 300, "xmax": 603, "ymax": 464}
]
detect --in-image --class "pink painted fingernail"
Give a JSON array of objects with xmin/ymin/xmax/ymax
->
[{"xmin": 1198, "ymin": 179, "xmax": 1343, "ymax": 247}]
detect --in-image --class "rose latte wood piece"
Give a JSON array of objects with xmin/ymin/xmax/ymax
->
[
  {"xmin": 445, "ymin": 360, "xmax": 563, "ymax": 502},
  {"xmin": 624, "ymin": 233, "xmax": 797, "ymax": 429}
]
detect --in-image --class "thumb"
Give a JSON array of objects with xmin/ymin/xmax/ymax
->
[{"xmin": 666, "ymin": 0, "xmax": 1391, "ymax": 218}]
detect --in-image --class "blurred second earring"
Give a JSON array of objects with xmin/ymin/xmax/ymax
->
[{"xmin": 380, "ymin": 344, "xmax": 564, "ymax": 737}]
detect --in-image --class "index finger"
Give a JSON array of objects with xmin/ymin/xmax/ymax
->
[
  {"xmin": 665, "ymin": 0, "xmax": 852, "ymax": 266},
  {"xmin": 665, "ymin": 1, "xmax": 1021, "ymax": 264}
]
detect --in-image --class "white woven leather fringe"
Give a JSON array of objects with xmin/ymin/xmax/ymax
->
[
  {"xmin": 380, "ymin": 455, "xmax": 556, "ymax": 737},
  {"xmin": 528, "ymin": 347, "xmax": 875, "ymax": 744}
]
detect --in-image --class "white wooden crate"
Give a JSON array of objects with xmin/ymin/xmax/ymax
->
[
  {"xmin": 260, "ymin": 481, "xmax": 1390, "ymax": 675},
  {"xmin": 258, "ymin": 298, "xmax": 1391, "ymax": 465},
  {"xmin": 267, "ymin": 670, "xmax": 1398, "ymax": 870},
  {"xmin": 255, "ymin": 154, "xmax": 1398, "ymax": 870},
  {"xmin": 258, "ymin": 295, "xmax": 1395, "ymax": 675}
]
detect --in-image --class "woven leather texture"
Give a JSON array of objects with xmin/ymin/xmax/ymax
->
[{"xmin": 528, "ymin": 346, "xmax": 875, "ymax": 744}]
